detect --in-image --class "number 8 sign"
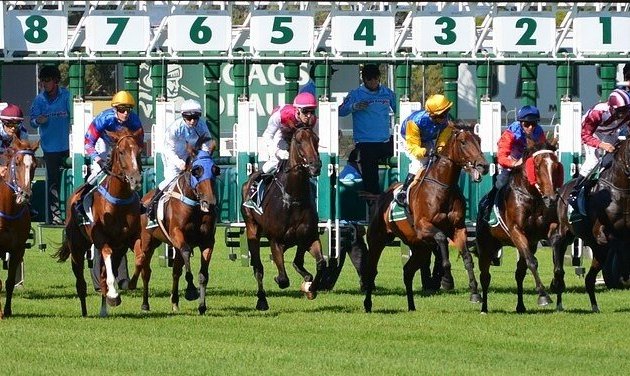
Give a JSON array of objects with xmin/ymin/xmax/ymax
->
[{"xmin": 5, "ymin": 11, "xmax": 67, "ymax": 51}]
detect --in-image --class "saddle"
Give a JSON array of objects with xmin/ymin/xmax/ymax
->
[{"xmin": 252, "ymin": 173, "xmax": 274, "ymax": 206}]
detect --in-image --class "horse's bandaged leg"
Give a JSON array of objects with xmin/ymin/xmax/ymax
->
[{"xmin": 103, "ymin": 254, "xmax": 118, "ymax": 299}]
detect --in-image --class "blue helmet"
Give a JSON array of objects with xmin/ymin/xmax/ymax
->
[{"xmin": 517, "ymin": 105, "xmax": 540, "ymax": 122}]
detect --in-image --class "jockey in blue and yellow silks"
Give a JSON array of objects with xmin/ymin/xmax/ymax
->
[{"xmin": 395, "ymin": 94, "xmax": 453, "ymax": 206}]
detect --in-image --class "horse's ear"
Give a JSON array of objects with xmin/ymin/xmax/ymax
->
[
  {"xmin": 106, "ymin": 130, "xmax": 119, "ymax": 142},
  {"xmin": 208, "ymin": 139, "xmax": 217, "ymax": 153},
  {"xmin": 194, "ymin": 135, "xmax": 211, "ymax": 151},
  {"xmin": 30, "ymin": 140, "xmax": 40, "ymax": 152}
]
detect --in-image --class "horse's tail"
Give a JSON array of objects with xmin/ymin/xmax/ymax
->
[{"xmin": 53, "ymin": 238, "xmax": 71, "ymax": 262}]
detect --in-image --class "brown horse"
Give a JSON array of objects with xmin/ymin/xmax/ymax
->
[
  {"xmin": 54, "ymin": 128, "xmax": 143, "ymax": 317},
  {"xmin": 363, "ymin": 122, "xmax": 489, "ymax": 312},
  {"xmin": 0, "ymin": 138, "xmax": 39, "ymax": 319},
  {"xmin": 241, "ymin": 126, "xmax": 325, "ymax": 311},
  {"xmin": 476, "ymin": 142, "xmax": 563, "ymax": 314},
  {"xmin": 130, "ymin": 142, "xmax": 220, "ymax": 315},
  {"xmin": 550, "ymin": 136, "xmax": 630, "ymax": 312}
]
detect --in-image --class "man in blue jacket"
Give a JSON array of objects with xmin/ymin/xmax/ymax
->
[
  {"xmin": 30, "ymin": 65, "xmax": 71, "ymax": 225},
  {"xmin": 339, "ymin": 64, "xmax": 397, "ymax": 196}
]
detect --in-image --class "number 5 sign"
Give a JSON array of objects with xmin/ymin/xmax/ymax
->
[{"xmin": 85, "ymin": 11, "xmax": 150, "ymax": 52}]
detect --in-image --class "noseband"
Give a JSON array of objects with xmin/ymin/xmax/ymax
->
[{"xmin": 102, "ymin": 134, "xmax": 141, "ymax": 183}]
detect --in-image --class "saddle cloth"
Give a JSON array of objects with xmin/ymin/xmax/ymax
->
[{"xmin": 388, "ymin": 186, "xmax": 408, "ymax": 223}]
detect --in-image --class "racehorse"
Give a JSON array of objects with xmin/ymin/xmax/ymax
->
[
  {"xmin": 363, "ymin": 122, "xmax": 489, "ymax": 312},
  {"xmin": 476, "ymin": 141, "xmax": 563, "ymax": 314},
  {"xmin": 54, "ymin": 128, "xmax": 143, "ymax": 317},
  {"xmin": 241, "ymin": 126, "xmax": 325, "ymax": 311},
  {"xmin": 549, "ymin": 136, "xmax": 630, "ymax": 312},
  {"xmin": 130, "ymin": 140, "xmax": 220, "ymax": 315},
  {"xmin": 0, "ymin": 138, "xmax": 39, "ymax": 319}
]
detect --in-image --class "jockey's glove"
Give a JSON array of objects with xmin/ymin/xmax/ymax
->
[
  {"xmin": 276, "ymin": 149, "xmax": 290, "ymax": 160},
  {"xmin": 96, "ymin": 158, "xmax": 107, "ymax": 170}
]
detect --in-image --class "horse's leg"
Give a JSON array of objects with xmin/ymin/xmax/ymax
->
[
  {"xmin": 549, "ymin": 228, "xmax": 573, "ymax": 312},
  {"xmin": 585, "ymin": 257, "xmax": 603, "ymax": 313},
  {"xmin": 197, "ymin": 243, "xmax": 215, "ymax": 316},
  {"xmin": 513, "ymin": 231, "xmax": 552, "ymax": 312},
  {"xmin": 420, "ymin": 245, "xmax": 438, "ymax": 293},
  {"xmin": 292, "ymin": 246, "xmax": 313, "ymax": 282},
  {"xmin": 514, "ymin": 255, "xmax": 528, "ymax": 313},
  {"xmin": 452, "ymin": 227, "xmax": 481, "ymax": 303},
  {"xmin": 302, "ymin": 239, "xmax": 326, "ymax": 300},
  {"xmin": 100, "ymin": 244, "xmax": 121, "ymax": 309},
  {"xmin": 403, "ymin": 249, "xmax": 424, "ymax": 311},
  {"xmin": 171, "ymin": 252, "xmax": 184, "ymax": 312},
  {"xmin": 246, "ymin": 224, "xmax": 267, "ymax": 311},
  {"xmin": 270, "ymin": 241, "xmax": 290, "ymax": 289},
  {"xmin": 0, "ymin": 277, "xmax": 3, "ymax": 320},
  {"xmin": 363, "ymin": 217, "xmax": 391, "ymax": 313},
  {"xmin": 169, "ymin": 227, "xmax": 198, "ymax": 302},
  {"xmin": 137, "ymin": 237, "xmax": 158, "ymax": 312},
  {"xmin": 433, "ymin": 231, "xmax": 454, "ymax": 291},
  {"xmin": 476, "ymin": 224, "xmax": 494, "ymax": 314},
  {"xmin": 3, "ymin": 248, "xmax": 25, "ymax": 317}
]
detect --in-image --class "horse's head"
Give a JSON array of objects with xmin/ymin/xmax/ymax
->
[
  {"xmin": 290, "ymin": 127, "xmax": 321, "ymax": 177},
  {"xmin": 4, "ymin": 139, "xmax": 39, "ymax": 205},
  {"xmin": 186, "ymin": 138, "xmax": 220, "ymax": 213},
  {"xmin": 444, "ymin": 121, "xmax": 489, "ymax": 182},
  {"xmin": 106, "ymin": 128, "xmax": 143, "ymax": 191},
  {"xmin": 523, "ymin": 142, "xmax": 563, "ymax": 207}
]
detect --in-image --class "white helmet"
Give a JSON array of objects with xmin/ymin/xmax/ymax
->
[{"xmin": 181, "ymin": 99, "xmax": 202, "ymax": 115}]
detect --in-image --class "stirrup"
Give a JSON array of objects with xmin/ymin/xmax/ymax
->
[
  {"xmin": 487, "ymin": 206, "xmax": 499, "ymax": 226},
  {"xmin": 146, "ymin": 219, "xmax": 158, "ymax": 229},
  {"xmin": 394, "ymin": 191, "xmax": 407, "ymax": 206},
  {"xmin": 243, "ymin": 199, "xmax": 263, "ymax": 215}
]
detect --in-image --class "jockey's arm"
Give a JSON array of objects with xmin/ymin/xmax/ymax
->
[{"xmin": 405, "ymin": 121, "xmax": 426, "ymax": 158}]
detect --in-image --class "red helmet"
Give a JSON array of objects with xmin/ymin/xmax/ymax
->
[
  {"xmin": 0, "ymin": 104, "xmax": 24, "ymax": 122},
  {"xmin": 608, "ymin": 89, "xmax": 630, "ymax": 110},
  {"xmin": 293, "ymin": 92, "xmax": 317, "ymax": 109}
]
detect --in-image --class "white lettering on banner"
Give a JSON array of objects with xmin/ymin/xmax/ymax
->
[
  {"xmin": 268, "ymin": 65, "xmax": 285, "ymax": 86},
  {"xmin": 250, "ymin": 65, "xmax": 268, "ymax": 86},
  {"xmin": 221, "ymin": 63, "xmax": 311, "ymax": 88}
]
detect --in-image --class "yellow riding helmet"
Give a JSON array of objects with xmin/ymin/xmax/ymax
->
[
  {"xmin": 111, "ymin": 90, "xmax": 136, "ymax": 108},
  {"xmin": 425, "ymin": 94, "xmax": 453, "ymax": 116}
]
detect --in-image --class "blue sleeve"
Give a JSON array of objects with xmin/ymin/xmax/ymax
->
[{"xmin": 338, "ymin": 89, "xmax": 359, "ymax": 117}]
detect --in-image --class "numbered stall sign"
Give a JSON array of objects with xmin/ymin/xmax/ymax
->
[
  {"xmin": 168, "ymin": 11, "xmax": 231, "ymax": 52},
  {"xmin": 574, "ymin": 14, "xmax": 630, "ymax": 54},
  {"xmin": 85, "ymin": 11, "xmax": 150, "ymax": 52},
  {"xmin": 5, "ymin": 11, "xmax": 67, "ymax": 52},
  {"xmin": 493, "ymin": 12, "xmax": 555, "ymax": 54},
  {"xmin": 413, "ymin": 13, "xmax": 476, "ymax": 53},
  {"xmin": 250, "ymin": 11, "xmax": 314, "ymax": 53},
  {"xmin": 331, "ymin": 11, "xmax": 394, "ymax": 54}
]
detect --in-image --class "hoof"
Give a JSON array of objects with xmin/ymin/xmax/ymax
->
[
  {"xmin": 556, "ymin": 303, "xmax": 564, "ymax": 312},
  {"xmin": 198, "ymin": 305, "xmax": 207, "ymax": 315},
  {"xmin": 106, "ymin": 295, "xmax": 121, "ymax": 307},
  {"xmin": 441, "ymin": 281, "xmax": 455, "ymax": 291},
  {"xmin": 185, "ymin": 286, "xmax": 200, "ymax": 301},
  {"xmin": 256, "ymin": 299, "xmax": 269, "ymax": 311},
  {"xmin": 274, "ymin": 276, "xmax": 290, "ymax": 289},
  {"xmin": 172, "ymin": 304, "xmax": 179, "ymax": 312},
  {"xmin": 538, "ymin": 295, "xmax": 552, "ymax": 307},
  {"xmin": 470, "ymin": 293, "xmax": 481, "ymax": 303},
  {"xmin": 128, "ymin": 279, "xmax": 138, "ymax": 290},
  {"xmin": 364, "ymin": 300, "xmax": 372, "ymax": 313},
  {"xmin": 140, "ymin": 303, "xmax": 150, "ymax": 312}
]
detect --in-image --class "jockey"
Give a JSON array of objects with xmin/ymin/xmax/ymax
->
[
  {"xmin": 0, "ymin": 104, "xmax": 28, "ymax": 153},
  {"xmin": 83, "ymin": 90, "xmax": 144, "ymax": 188},
  {"xmin": 569, "ymin": 88, "xmax": 630, "ymax": 211},
  {"xmin": 243, "ymin": 92, "xmax": 318, "ymax": 214},
  {"xmin": 144, "ymin": 99, "xmax": 213, "ymax": 224},
  {"xmin": 487, "ymin": 105, "xmax": 546, "ymax": 225},
  {"xmin": 395, "ymin": 94, "xmax": 453, "ymax": 206}
]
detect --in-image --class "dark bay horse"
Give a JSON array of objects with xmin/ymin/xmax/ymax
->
[
  {"xmin": 54, "ymin": 128, "xmax": 143, "ymax": 317},
  {"xmin": 550, "ymin": 136, "xmax": 630, "ymax": 312},
  {"xmin": 476, "ymin": 142, "xmax": 563, "ymax": 314},
  {"xmin": 0, "ymin": 138, "xmax": 39, "ymax": 318},
  {"xmin": 241, "ymin": 126, "xmax": 325, "ymax": 311},
  {"xmin": 130, "ymin": 143, "xmax": 220, "ymax": 315},
  {"xmin": 363, "ymin": 122, "xmax": 489, "ymax": 312}
]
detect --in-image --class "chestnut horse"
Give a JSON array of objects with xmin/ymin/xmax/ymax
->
[
  {"xmin": 363, "ymin": 122, "xmax": 489, "ymax": 312},
  {"xmin": 550, "ymin": 136, "xmax": 630, "ymax": 312},
  {"xmin": 241, "ymin": 126, "xmax": 325, "ymax": 311},
  {"xmin": 476, "ymin": 142, "xmax": 563, "ymax": 314},
  {"xmin": 0, "ymin": 138, "xmax": 39, "ymax": 319},
  {"xmin": 130, "ymin": 142, "xmax": 220, "ymax": 315},
  {"xmin": 54, "ymin": 128, "xmax": 143, "ymax": 317}
]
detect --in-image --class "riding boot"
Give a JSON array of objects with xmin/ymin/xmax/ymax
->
[
  {"xmin": 395, "ymin": 173, "xmax": 415, "ymax": 206},
  {"xmin": 146, "ymin": 189, "xmax": 164, "ymax": 222},
  {"xmin": 488, "ymin": 188, "xmax": 500, "ymax": 226},
  {"xmin": 243, "ymin": 178, "xmax": 263, "ymax": 215},
  {"xmin": 568, "ymin": 175, "xmax": 586, "ymax": 212}
]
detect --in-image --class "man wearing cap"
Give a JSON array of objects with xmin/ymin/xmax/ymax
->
[{"xmin": 339, "ymin": 64, "xmax": 396, "ymax": 198}]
